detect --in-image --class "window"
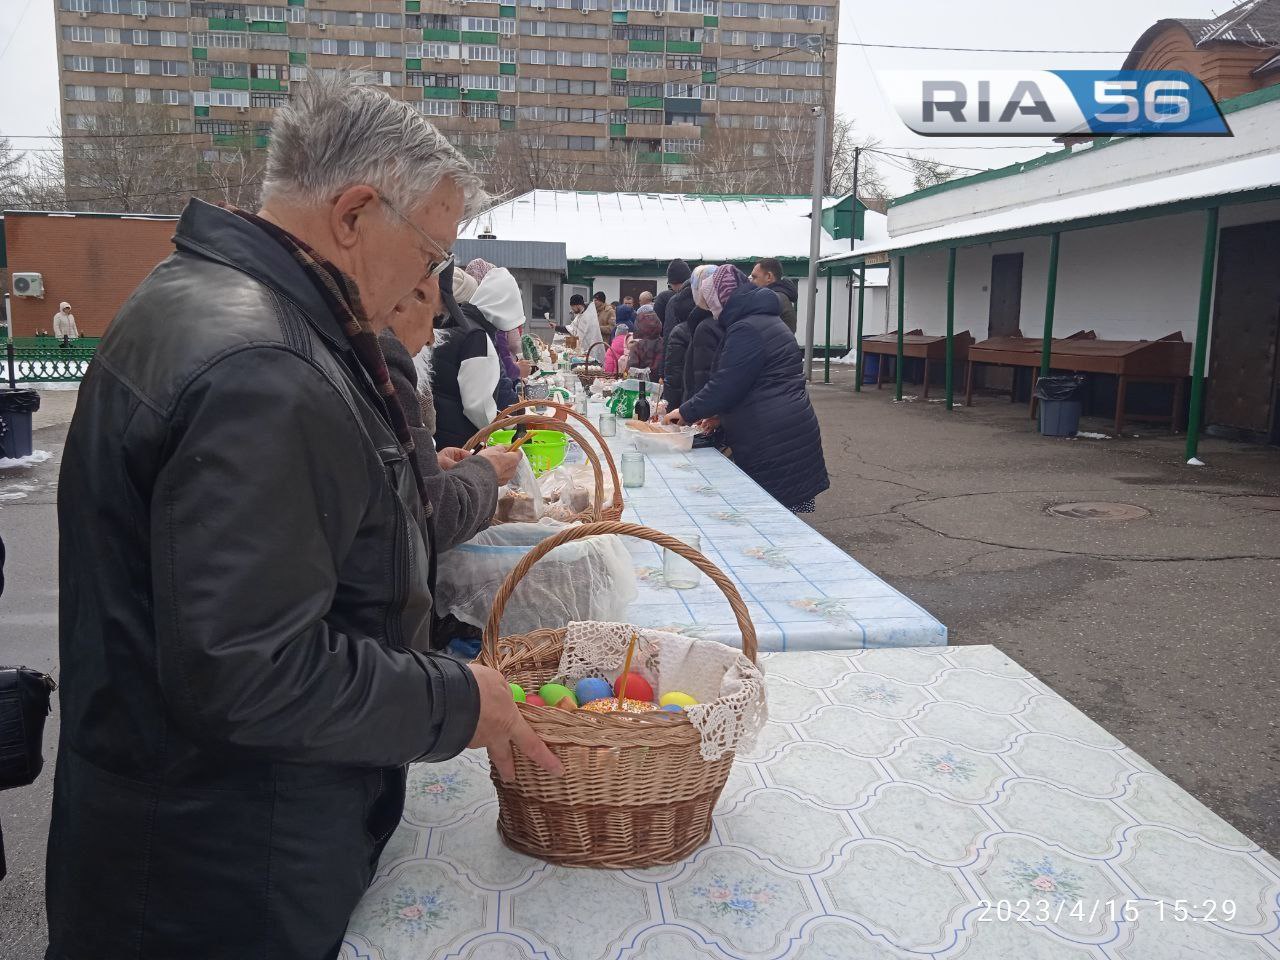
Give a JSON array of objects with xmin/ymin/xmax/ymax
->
[
  {"xmin": 135, "ymin": 58, "xmax": 151, "ymax": 73},
  {"xmin": 405, "ymin": 42, "xmax": 421, "ymax": 58},
  {"xmin": 418, "ymin": 99, "xmax": 457, "ymax": 117},
  {"xmin": 104, "ymin": 27, "xmax": 122, "ymax": 43},
  {"xmin": 212, "ymin": 90, "xmax": 250, "ymax": 107},
  {"xmin": 519, "ymin": 77, "xmax": 544, "ymax": 93},
  {"xmin": 133, "ymin": 29, "xmax": 150, "ymax": 44},
  {"xmin": 69, "ymin": 55, "xmax": 93, "ymax": 71},
  {"xmin": 287, "ymin": 6, "xmax": 304, "ymax": 20},
  {"xmin": 162, "ymin": 59, "xmax": 178, "ymax": 74},
  {"xmin": 104, "ymin": 57, "xmax": 122, "ymax": 72},
  {"xmin": 108, "ymin": 86, "xmax": 124, "ymax": 101},
  {"xmin": 375, "ymin": 42, "xmax": 392, "ymax": 58},
  {"xmin": 67, "ymin": 0, "xmax": 90, "ymax": 10},
  {"xmin": 500, "ymin": 18, "xmax": 515, "ymax": 36},
  {"xmin": 252, "ymin": 91, "xmax": 288, "ymax": 107},
  {"xmin": 246, "ymin": 4, "xmax": 285, "ymax": 20},
  {"xmin": 68, "ymin": 26, "xmax": 92, "ymax": 42},
  {"xmin": 164, "ymin": 88, "xmax": 182, "ymax": 104},
  {"xmin": 424, "ymin": 42, "xmax": 458, "ymax": 59},
  {"xmin": 102, "ymin": 0, "xmax": 120, "ymax": 11},
  {"xmin": 132, "ymin": 0, "xmax": 147, "ymax": 13},
  {"xmin": 751, "ymin": 142, "xmax": 767, "ymax": 156},
  {"xmin": 526, "ymin": 48, "xmax": 545, "ymax": 65},
  {"xmin": 135, "ymin": 88, "xmax": 151, "ymax": 104},
  {"xmin": 781, "ymin": 87, "xmax": 792, "ymax": 103},
  {"xmin": 348, "ymin": 39, "xmax": 365, "ymax": 56},
  {"xmin": 754, "ymin": 114, "xmax": 768, "ymax": 129},
  {"xmin": 319, "ymin": 38, "xmax": 337, "ymax": 55},
  {"xmin": 464, "ymin": 45, "xmax": 498, "ymax": 61},
  {"xmin": 500, "ymin": 47, "xmax": 516, "ymax": 63},
  {"xmin": 253, "ymin": 62, "xmax": 281, "ymax": 79},
  {"xmin": 65, "ymin": 85, "xmax": 94, "ymax": 100},
  {"xmin": 161, "ymin": 31, "xmax": 177, "ymax": 45},
  {"xmin": 374, "ymin": 12, "xmax": 392, "ymax": 27},
  {"xmin": 290, "ymin": 65, "xmax": 307, "ymax": 81}
]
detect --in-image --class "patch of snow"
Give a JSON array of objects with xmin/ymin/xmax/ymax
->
[
  {"xmin": 0, "ymin": 450, "xmax": 53, "ymax": 469},
  {"xmin": 0, "ymin": 492, "xmax": 27, "ymax": 501},
  {"xmin": 1075, "ymin": 431, "xmax": 1111, "ymax": 440},
  {"xmin": 828, "ymin": 352, "xmax": 858, "ymax": 366},
  {"xmin": 1187, "ymin": 457, "xmax": 1206, "ymax": 467}
]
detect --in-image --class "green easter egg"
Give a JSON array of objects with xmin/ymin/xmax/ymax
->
[
  {"xmin": 510, "ymin": 683, "xmax": 526, "ymax": 703},
  {"xmin": 538, "ymin": 683, "xmax": 577, "ymax": 708}
]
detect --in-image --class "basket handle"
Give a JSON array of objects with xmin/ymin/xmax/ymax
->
[
  {"xmin": 500, "ymin": 400, "xmax": 622, "ymax": 515},
  {"xmin": 481, "ymin": 521, "xmax": 758, "ymax": 663},
  {"xmin": 464, "ymin": 414, "xmax": 605, "ymax": 523}
]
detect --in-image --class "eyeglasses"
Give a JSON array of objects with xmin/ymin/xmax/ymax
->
[{"xmin": 376, "ymin": 192, "xmax": 455, "ymax": 280}]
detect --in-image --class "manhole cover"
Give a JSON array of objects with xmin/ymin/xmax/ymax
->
[
  {"xmin": 1048, "ymin": 501, "xmax": 1150, "ymax": 521},
  {"xmin": 1231, "ymin": 496, "xmax": 1280, "ymax": 512}
]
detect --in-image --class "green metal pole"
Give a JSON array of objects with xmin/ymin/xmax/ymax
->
[
  {"xmin": 1040, "ymin": 232, "xmax": 1061, "ymax": 382},
  {"xmin": 1185, "ymin": 207, "xmax": 1220, "ymax": 462},
  {"xmin": 895, "ymin": 255, "xmax": 905, "ymax": 401},
  {"xmin": 945, "ymin": 247, "xmax": 956, "ymax": 410},
  {"xmin": 854, "ymin": 264, "xmax": 867, "ymax": 393},
  {"xmin": 823, "ymin": 271, "xmax": 833, "ymax": 384}
]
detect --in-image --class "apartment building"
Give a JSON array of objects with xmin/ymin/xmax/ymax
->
[{"xmin": 53, "ymin": 0, "xmax": 839, "ymax": 193}]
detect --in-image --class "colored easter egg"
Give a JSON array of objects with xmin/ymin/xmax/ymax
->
[
  {"xmin": 661, "ymin": 703, "xmax": 685, "ymax": 713},
  {"xmin": 613, "ymin": 672, "xmax": 654, "ymax": 703},
  {"xmin": 575, "ymin": 677, "xmax": 614, "ymax": 705},
  {"xmin": 526, "ymin": 694, "xmax": 546, "ymax": 707},
  {"xmin": 538, "ymin": 683, "xmax": 577, "ymax": 708},
  {"xmin": 510, "ymin": 683, "xmax": 526, "ymax": 703},
  {"xmin": 659, "ymin": 691, "xmax": 697, "ymax": 709}
]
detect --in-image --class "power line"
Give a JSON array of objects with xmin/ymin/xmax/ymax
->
[
  {"xmin": 836, "ymin": 40, "xmax": 1129, "ymax": 55},
  {"xmin": 0, "ymin": 0, "xmax": 38, "ymax": 65}
]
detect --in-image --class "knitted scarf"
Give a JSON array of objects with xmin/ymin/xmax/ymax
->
[{"xmin": 230, "ymin": 209, "xmax": 429, "ymax": 506}]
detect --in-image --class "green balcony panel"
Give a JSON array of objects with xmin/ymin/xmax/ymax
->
[
  {"xmin": 405, "ymin": 57, "xmax": 422, "ymax": 69},
  {"xmin": 423, "ymin": 28, "xmax": 461, "ymax": 41},
  {"xmin": 212, "ymin": 133, "xmax": 244, "ymax": 145},
  {"xmin": 628, "ymin": 95, "xmax": 662, "ymax": 108},
  {"xmin": 192, "ymin": 46, "xmax": 207, "ymax": 59},
  {"xmin": 500, "ymin": 118, "xmax": 516, "ymax": 130},
  {"xmin": 611, "ymin": 11, "xmax": 627, "ymax": 22},
  {"xmin": 289, "ymin": 50, "xmax": 307, "ymax": 64},
  {"xmin": 254, "ymin": 135, "xmax": 271, "ymax": 148},
  {"xmin": 610, "ymin": 68, "xmax": 626, "ymax": 81},
  {"xmin": 423, "ymin": 86, "xmax": 461, "ymax": 100},
  {"xmin": 667, "ymin": 40, "xmax": 700, "ymax": 53},
  {"xmin": 208, "ymin": 17, "xmax": 246, "ymax": 30},
  {"xmin": 462, "ymin": 88, "xmax": 498, "ymax": 101},
  {"xmin": 287, "ymin": 0, "xmax": 305, "ymax": 5},
  {"xmin": 248, "ymin": 20, "xmax": 286, "ymax": 33},
  {"xmin": 665, "ymin": 96, "xmax": 700, "ymax": 112},
  {"xmin": 637, "ymin": 151, "xmax": 661, "ymax": 164},
  {"xmin": 194, "ymin": 105, "xmax": 210, "ymax": 116},
  {"xmin": 499, "ymin": 62, "xmax": 516, "ymax": 75},
  {"xmin": 662, "ymin": 152, "xmax": 686, "ymax": 164},
  {"xmin": 250, "ymin": 77, "xmax": 285, "ymax": 90},
  {"xmin": 629, "ymin": 40, "xmax": 664, "ymax": 52},
  {"xmin": 211, "ymin": 76, "xmax": 250, "ymax": 89},
  {"xmin": 703, "ymin": 15, "xmax": 718, "ymax": 25},
  {"xmin": 609, "ymin": 122, "xmax": 626, "ymax": 137},
  {"xmin": 701, "ymin": 71, "xmax": 716, "ymax": 84},
  {"xmin": 499, "ymin": 4, "xmax": 516, "ymax": 16},
  {"xmin": 462, "ymin": 31, "xmax": 499, "ymax": 44},
  {"xmin": 406, "ymin": 0, "xmax": 421, "ymax": 10}
]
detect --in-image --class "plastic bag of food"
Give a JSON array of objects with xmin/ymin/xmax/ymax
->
[
  {"xmin": 495, "ymin": 453, "xmax": 543, "ymax": 523},
  {"xmin": 435, "ymin": 519, "xmax": 638, "ymax": 636}
]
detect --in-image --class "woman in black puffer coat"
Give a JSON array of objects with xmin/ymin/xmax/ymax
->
[{"xmin": 665, "ymin": 264, "xmax": 829, "ymax": 512}]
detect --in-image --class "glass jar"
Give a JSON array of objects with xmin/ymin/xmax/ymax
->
[
  {"xmin": 598, "ymin": 412, "xmax": 617, "ymax": 437},
  {"xmin": 621, "ymin": 451, "xmax": 645, "ymax": 488},
  {"xmin": 662, "ymin": 534, "xmax": 702, "ymax": 590}
]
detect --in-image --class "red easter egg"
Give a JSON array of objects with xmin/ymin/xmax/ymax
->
[
  {"xmin": 613, "ymin": 672, "xmax": 654, "ymax": 703},
  {"xmin": 526, "ymin": 694, "xmax": 546, "ymax": 707}
]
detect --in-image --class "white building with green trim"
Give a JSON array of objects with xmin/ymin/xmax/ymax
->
[{"xmin": 823, "ymin": 84, "xmax": 1280, "ymax": 456}]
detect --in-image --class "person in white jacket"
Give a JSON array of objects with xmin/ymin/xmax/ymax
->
[
  {"xmin": 53, "ymin": 302, "xmax": 81, "ymax": 340},
  {"xmin": 566, "ymin": 294, "xmax": 603, "ymax": 356}
]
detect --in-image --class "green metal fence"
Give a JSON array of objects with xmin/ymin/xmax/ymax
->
[{"xmin": 5, "ymin": 341, "xmax": 96, "ymax": 384}]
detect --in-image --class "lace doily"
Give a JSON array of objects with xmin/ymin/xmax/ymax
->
[{"xmin": 556, "ymin": 622, "xmax": 768, "ymax": 761}]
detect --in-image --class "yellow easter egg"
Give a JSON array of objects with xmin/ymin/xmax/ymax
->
[{"xmin": 660, "ymin": 691, "xmax": 698, "ymax": 709}]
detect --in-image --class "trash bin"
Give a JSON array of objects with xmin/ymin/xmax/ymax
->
[
  {"xmin": 1035, "ymin": 375, "xmax": 1084, "ymax": 437},
  {"xmin": 862, "ymin": 353, "xmax": 880, "ymax": 384},
  {"xmin": 0, "ymin": 389, "xmax": 41, "ymax": 459}
]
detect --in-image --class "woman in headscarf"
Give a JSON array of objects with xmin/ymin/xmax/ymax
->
[
  {"xmin": 466, "ymin": 258, "xmax": 524, "ymax": 409},
  {"xmin": 624, "ymin": 304, "xmax": 663, "ymax": 377},
  {"xmin": 664, "ymin": 264, "xmax": 829, "ymax": 513}
]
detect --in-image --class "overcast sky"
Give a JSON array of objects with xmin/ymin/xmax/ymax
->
[{"xmin": 0, "ymin": 0, "xmax": 1236, "ymax": 194}]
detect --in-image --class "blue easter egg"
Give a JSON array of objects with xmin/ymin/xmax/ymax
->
[
  {"xmin": 661, "ymin": 703, "xmax": 685, "ymax": 712},
  {"xmin": 575, "ymin": 677, "xmax": 614, "ymax": 705}
]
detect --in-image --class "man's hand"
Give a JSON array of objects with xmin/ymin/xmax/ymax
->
[
  {"xmin": 515, "ymin": 359, "xmax": 534, "ymax": 378},
  {"xmin": 467, "ymin": 663, "xmax": 563, "ymax": 782},
  {"xmin": 476, "ymin": 446, "xmax": 522, "ymax": 485},
  {"xmin": 663, "ymin": 408, "xmax": 686, "ymax": 426},
  {"xmin": 437, "ymin": 447, "xmax": 471, "ymax": 471},
  {"xmin": 697, "ymin": 415, "xmax": 721, "ymax": 432}
]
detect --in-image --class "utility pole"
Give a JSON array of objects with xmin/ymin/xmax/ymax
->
[{"xmin": 802, "ymin": 104, "xmax": 826, "ymax": 381}]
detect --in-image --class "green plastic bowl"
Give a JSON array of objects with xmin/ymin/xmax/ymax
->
[{"xmin": 489, "ymin": 429, "xmax": 569, "ymax": 476}]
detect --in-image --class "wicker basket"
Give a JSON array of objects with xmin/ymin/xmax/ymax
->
[
  {"xmin": 478, "ymin": 521, "xmax": 759, "ymax": 868},
  {"xmin": 465, "ymin": 414, "xmax": 605, "ymax": 523},
  {"xmin": 499, "ymin": 399, "xmax": 624, "ymax": 521}
]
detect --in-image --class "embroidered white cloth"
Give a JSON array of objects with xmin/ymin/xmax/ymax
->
[{"xmin": 556, "ymin": 621, "xmax": 768, "ymax": 761}]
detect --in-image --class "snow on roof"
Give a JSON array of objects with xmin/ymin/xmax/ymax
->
[
  {"xmin": 824, "ymin": 153, "xmax": 1280, "ymax": 264},
  {"xmin": 460, "ymin": 190, "xmax": 884, "ymax": 262}
]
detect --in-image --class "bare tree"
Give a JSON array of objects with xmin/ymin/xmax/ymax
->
[
  {"xmin": 828, "ymin": 114, "xmax": 890, "ymax": 203},
  {"xmin": 688, "ymin": 124, "xmax": 770, "ymax": 195},
  {"xmin": 0, "ymin": 136, "xmax": 67, "ymax": 210},
  {"xmin": 908, "ymin": 157, "xmax": 959, "ymax": 192},
  {"xmin": 194, "ymin": 145, "xmax": 268, "ymax": 210}
]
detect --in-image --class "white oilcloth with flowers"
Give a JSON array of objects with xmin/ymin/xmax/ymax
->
[{"xmin": 555, "ymin": 621, "xmax": 768, "ymax": 761}]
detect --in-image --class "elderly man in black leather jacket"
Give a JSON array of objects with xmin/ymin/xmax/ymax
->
[{"xmin": 46, "ymin": 73, "xmax": 560, "ymax": 960}]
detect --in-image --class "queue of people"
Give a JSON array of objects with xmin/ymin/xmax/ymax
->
[{"xmin": 44, "ymin": 72, "xmax": 828, "ymax": 959}]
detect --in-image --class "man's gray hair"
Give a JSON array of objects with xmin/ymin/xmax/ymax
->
[{"xmin": 263, "ymin": 71, "xmax": 488, "ymax": 218}]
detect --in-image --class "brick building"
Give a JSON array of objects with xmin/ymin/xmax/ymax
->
[
  {"xmin": 1124, "ymin": 0, "xmax": 1280, "ymax": 101},
  {"xmin": 3, "ymin": 210, "xmax": 177, "ymax": 338},
  {"xmin": 52, "ymin": 0, "xmax": 840, "ymax": 194}
]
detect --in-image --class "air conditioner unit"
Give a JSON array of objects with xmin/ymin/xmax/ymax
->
[
  {"xmin": 752, "ymin": 43, "xmax": 762, "ymax": 51},
  {"xmin": 238, "ymin": 105, "xmax": 250, "ymax": 112},
  {"xmin": 12, "ymin": 273, "xmax": 44, "ymax": 299},
  {"xmin": 318, "ymin": 22, "xmax": 327, "ymax": 29},
  {"xmin": 654, "ymin": 9, "xmax": 663, "ymax": 15},
  {"xmin": 434, "ymin": 55, "xmax": 445, "ymax": 61},
  {"xmin": 79, "ymin": 10, "xmax": 88, "ymax": 16},
  {"xmin": 459, "ymin": 86, "xmax": 469, "ymax": 93},
  {"xmin": 460, "ymin": 57, "xmax": 470, "ymax": 64}
]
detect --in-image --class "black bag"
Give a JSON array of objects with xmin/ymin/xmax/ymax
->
[{"xmin": 0, "ymin": 666, "xmax": 56, "ymax": 790}]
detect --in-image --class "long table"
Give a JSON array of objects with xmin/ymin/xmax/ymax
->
[
  {"xmin": 964, "ymin": 333, "xmax": 1192, "ymax": 433},
  {"xmin": 342, "ymin": 646, "xmax": 1280, "ymax": 960},
  {"xmin": 587, "ymin": 407, "xmax": 947, "ymax": 651},
  {"xmin": 860, "ymin": 329, "xmax": 975, "ymax": 398}
]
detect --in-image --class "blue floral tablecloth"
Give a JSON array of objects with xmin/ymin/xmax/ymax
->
[
  {"xmin": 342, "ymin": 646, "xmax": 1280, "ymax": 960},
  {"xmin": 590, "ymin": 415, "xmax": 946, "ymax": 652}
]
